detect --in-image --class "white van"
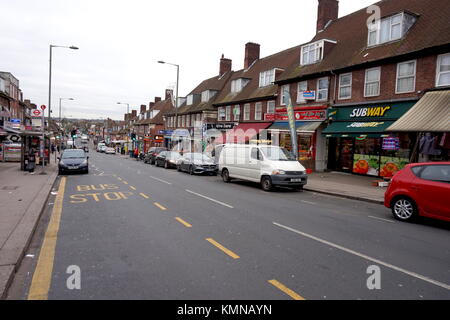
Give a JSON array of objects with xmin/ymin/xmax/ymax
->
[{"xmin": 218, "ymin": 144, "xmax": 308, "ymax": 191}]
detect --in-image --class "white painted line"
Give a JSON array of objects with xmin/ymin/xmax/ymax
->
[
  {"xmin": 150, "ymin": 176, "xmax": 172, "ymax": 185},
  {"xmin": 185, "ymin": 189, "xmax": 234, "ymax": 209},
  {"xmin": 368, "ymin": 216, "xmax": 395, "ymax": 223},
  {"xmin": 272, "ymin": 222, "xmax": 450, "ymax": 291},
  {"xmin": 301, "ymin": 200, "xmax": 317, "ymax": 205}
]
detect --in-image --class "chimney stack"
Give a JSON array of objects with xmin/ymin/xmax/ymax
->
[
  {"xmin": 219, "ymin": 54, "xmax": 232, "ymax": 76},
  {"xmin": 140, "ymin": 104, "xmax": 146, "ymax": 114},
  {"xmin": 131, "ymin": 110, "xmax": 137, "ymax": 118},
  {"xmin": 244, "ymin": 42, "xmax": 260, "ymax": 69},
  {"xmin": 154, "ymin": 97, "xmax": 161, "ymax": 103},
  {"xmin": 165, "ymin": 89, "xmax": 173, "ymax": 101},
  {"xmin": 317, "ymin": 0, "xmax": 339, "ymax": 33},
  {"xmin": 149, "ymin": 102, "xmax": 155, "ymax": 109}
]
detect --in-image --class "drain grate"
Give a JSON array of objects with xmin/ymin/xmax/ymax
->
[{"xmin": 1, "ymin": 186, "xmax": 19, "ymax": 190}]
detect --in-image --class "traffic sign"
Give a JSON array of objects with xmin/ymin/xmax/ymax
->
[
  {"xmin": 33, "ymin": 109, "xmax": 42, "ymax": 116},
  {"xmin": 40, "ymin": 105, "xmax": 46, "ymax": 110}
]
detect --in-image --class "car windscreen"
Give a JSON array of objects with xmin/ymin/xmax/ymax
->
[
  {"xmin": 62, "ymin": 150, "xmax": 86, "ymax": 159},
  {"xmin": 260, "ymin": 147, "xmax": 297, "ymax": 161},
  {"xmin": 186, "ymin": 154, "xmax": 212, "ymax": 161},
  {"xmin": 167, "ymin": 152, "xmax": 181, "ymax": 159}
]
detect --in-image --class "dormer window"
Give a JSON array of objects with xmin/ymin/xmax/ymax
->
[
  {"xmin": 301, "ymin": 40, "xmax": 324, "ymax": 66},
  {"xmin": 368, "ymin": 12, "xmax": 417, "ymax": 47},
  {"xmin": 201, "ymin": 90, "xmax": 217, "ymax": 103},
  {"xmin": 186, "ymin": 94, "xmax": 194, "ymax": 106},
  {"xmin": 231, "ymin": 78, "xmax": 250, "ymax": 93},
  {"xmin": 259, "ymin": 69, "xmax": 276, "ymax": 87}
]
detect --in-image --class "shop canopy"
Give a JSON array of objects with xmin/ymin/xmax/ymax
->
[
  {"xmin": 322, "ymin": 121, "xmax": 396, "ymax": 138},
  {"xmin": 387, "ymin": 90, "xmax": 450, "ymax": 132},
  {"xmin": 268, "ymin": 121, "xmax": 322, "ymax": 133},
  {"xmin": 215, "ymin": 122, "xmax": 272, "ymax": 144}
]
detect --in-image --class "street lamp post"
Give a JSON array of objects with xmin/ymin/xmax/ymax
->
[
  {"xmin": 158, "ymin": 60, "xmax": 179, "ymax": 150},
  {"xmin": 47, "ymin": 44, "xmax": 78, "ymax": 171},
  {"xmin": 117, "ymin": 102, "xmax": 130, "ymax": 155}
]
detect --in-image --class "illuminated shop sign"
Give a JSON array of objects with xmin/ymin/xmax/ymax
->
[{"xmin": 349, "ymin": 106, "xmax": 391, "ymax": 118}]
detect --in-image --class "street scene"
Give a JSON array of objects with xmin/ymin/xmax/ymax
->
[{"xmin": 1, "ymin": 0, "xmax": 449, "ymax": 306}]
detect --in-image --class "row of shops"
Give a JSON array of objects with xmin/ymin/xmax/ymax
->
[{"xmin": 164, "ymin": 90, "xmax": 449, "ymax": 178}]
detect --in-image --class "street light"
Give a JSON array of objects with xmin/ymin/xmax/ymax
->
[
  {"xmin": 158, "ymin": 60, "xmax": 179, "ymax": 149},
  {"xmin": 47, "ymin": 44, "xmax": 78, "ymax": 169}
]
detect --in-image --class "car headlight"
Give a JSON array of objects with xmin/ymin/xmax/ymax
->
[
  {"xmin": 81, "ymin": 160, "xmax": 88, "ymax": 166},
  {"xmin": 169, "ymin": 160, "xmax": 176, "ymax": 163},
  {"xmin": 59, "ymin": 161, "xmax": 65, "ymax": 166},
  {"xmin": 272, "ymin": 170, "xmax": 286, "ymax": 175}
]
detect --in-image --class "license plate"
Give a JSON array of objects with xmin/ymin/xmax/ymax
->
[
  {"xmin": 291, "ymin": 178, "xmax": 302, "ymax": 182},
  {"xmin": 69, "ymin": 166, "xmax": 79, "ymax": 170}
]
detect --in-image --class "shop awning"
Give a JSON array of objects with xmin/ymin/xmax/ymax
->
[
  {"xmin": 387, "ymin": 90, "xmax": 450, "ymax": 132},
  {"xmin": 322, "ymin": 121, "xmax": 396, "ymax": 138},
  {"xmin": 268, "ymin": 121, "xmax": 322, "ymax": 133},
  {"xmin": 216, "ymin": 122, "xmax": 272, "ymax": 144}
]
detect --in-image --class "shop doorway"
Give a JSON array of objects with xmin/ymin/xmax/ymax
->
[{"xmin": 338, "ymin": 138, "xmax": 354, "ymax": 172}]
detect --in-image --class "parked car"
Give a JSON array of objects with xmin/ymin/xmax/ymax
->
[
  {"xmin": 58, "ymin": 149, "xmax": 89, "ymax": 175},
  {"xmin": 384, "ymin": 162, "xmax": 450, "ymax": 222},
  {"xmin": 218, "ymin": 144, "xmax": 308, "ymax": 191},
  {"xmin": 177, "ymin": 153, "xmax": 218, "ymax": 175},
  {"xmin": 105, "ymin": 147, "xmax": 116, "ymax": 155},
  {"xmin": 155, "ymin": 151, "xmax": 182, "ymax": 169},
  {"xmin": 96, "ymin": 143, "xmax": 106, "ymax": 152},
  {"xmin": 144, "ymin": 147, "xmax": 168, "ymax": 164}
]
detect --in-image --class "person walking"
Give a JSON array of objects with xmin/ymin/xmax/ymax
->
[{"xmin": 134, "ymin": 147, "xmax": 139, "ymax": 160}]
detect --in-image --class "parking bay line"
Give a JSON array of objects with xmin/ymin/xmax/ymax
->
[
  {"xmin": 268, "ymin": 280, "xmax": 305, "ymax": 300},
  {"xmin": 368, "ymin": 216, "xmax": 395, "ymax": 223},
  {"xmin": 154, "ymin": 202, "xmax": 167, "ymax": 211},
  {"xmin": 140, "ymin": 193, "xmax": 150, "ymax": 199},
  {"xmin": 273, "ymin": 222, "xmax": 450, "ymax": 291},
  {"xmin": 206, "ymin": 238, "xmax": 240, "ymax": 259},
  {"xmin": 150, "ymin": 176, "xmax": 172, "ymax": 185},
  {"xmin": 175, "ymin": 217, "xmax": 192, "ymax": 228},
  {"xmin": 185, "ymin": 189, "xmax": 234, "ymax": 209},
  {"xmin": 130, "ymin": 186, "xmax": 137, "ymax": 191}
]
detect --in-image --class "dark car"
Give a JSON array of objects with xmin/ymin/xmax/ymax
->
[
  {"xmin": 144, "ymin": 147, "xmax": 168, "ymax": 165},
  {"xmin": 384, "ymin": 162, "xmax": 450, "ymax": 222},
  {"xmin": 58, "ymin": 149, "xmax": 89, "ymax": 175},
  {"xmin": 177, "ymin": 153, "xmax": 218, "ymax": 175},
  {"xmin": 155, "ymin": 151, "xmax": 182, "ymax": 169}
]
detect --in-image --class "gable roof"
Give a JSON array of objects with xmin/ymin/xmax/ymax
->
[
  {"xmin": 278, "ymin": 0, "xmax": 450, "ymax": 83},
  {"xmin": 140, "ymin": 98, "xmax": 175, "ymax": 125}
]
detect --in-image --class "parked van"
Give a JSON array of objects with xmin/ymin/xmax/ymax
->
[{"xmin": 218, "ymin": 144, "xmax": 308, "ymax": 191}]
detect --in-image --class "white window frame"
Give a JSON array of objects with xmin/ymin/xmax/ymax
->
[
  {"xmin": 436, "ymin": 53, "xmax": 450, "ymax": 87},
  {"xmin": 255, "ymin": 102, "xmax": 262, "ymax": 121},
  {"xmin": 300, "ymin": 41, "xmax": 324, "ymax": 66},
  {"xmin": 218, "ymin": 107, "xmax": 226, "ymax": 121},
  {"xmin": 243, "ymin": 104, "xmax": 250, "ymax": 121},
  {"xmin": 368, "ymin": 13, "xmax": 404, "ymax": 47},
  {"xmin": 267, "ymin": 100, "xmax": 276, "ymax": 114},
  {"xmin": 186, "ymin": 95, "xmax": 194, "ymax": 106},
  {"xmin": 396, "ymin": 60, "xmax": 416, "ymax": 94},
  {"xmin": 338, "ymin": 73, "xmax": 352, "ymax": 100},
  {"xmin": 201, "ymin": 91, "xmax": 209, "ymax": 103},
  {"xmin": 226, "ymin": 106, "xmax": 231, "ymax": 121},
  {"xmin": 280, "ymin": 85, "xmax": 289, "ymax": 106},
  {"xmin": 297, "ymin": 81, "xmax": 308, "ymax": 103},
  {"xmin": 259, "ymin": 69, "xmax": 275, "ymax": 87},
  {"xmin": 233, "ymin": 105, "xmax": 240, "ymax": 121},
  {"xmin": 364, "ymin": 67, "xmax": 381, "ymax": 97},
  {"xmin": 316, "ymin": 77, "xmax": 329, "ymax": 102}
]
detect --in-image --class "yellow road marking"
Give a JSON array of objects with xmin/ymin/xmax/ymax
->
[
  {"xmin": 28, "ymin": 177, "xmax": 67, "ymax": 300},
  {"xmin": 154, "ymin": 202, "xmax": 167, "ymax": 211},
  {"xmin": 122, "ymin": 181, "xmax": 128, "ymax": 185},
  {"xmin": 139, "ymin": 193, "xmax": 150, "ymax": 199},
  {"xmin": 268, "ymin": 280, "xmax": 305, "ymax": 300},
  {"xmin": 130, "ymin": 186, "xmax": 137, "ymax": 191},
  {"xmin": 117, "ymin": 177, "xmax": 122, "ymax": 181},
  {"xmin": 206, "ymin": 238, "xmax": 240, "ymax": 259},
  {"xmin": 175, "ymin": 217, "xmax": 192, "ymax": 228}
]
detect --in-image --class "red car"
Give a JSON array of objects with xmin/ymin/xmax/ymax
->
[{"xmin": 384, "ymin": 162, "xmax": 450, "ymax": 222}]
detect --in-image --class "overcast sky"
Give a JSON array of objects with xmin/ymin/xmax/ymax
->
[{"xmin": 0, "ymin": 0, "xmax": 376, "ymax": 120}]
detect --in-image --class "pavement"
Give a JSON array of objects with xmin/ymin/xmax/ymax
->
[
  {"xmin": 6, "ymin": 150, "xmax": 450, "ymax": 300},
  {"xmin": 0, "ymin": 158, "xmax": 58, "ymax": 299}
]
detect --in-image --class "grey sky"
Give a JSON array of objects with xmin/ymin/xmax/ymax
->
[{"xmin": 0, "ymin": 0, "xmax": 376, "ymax": 120}]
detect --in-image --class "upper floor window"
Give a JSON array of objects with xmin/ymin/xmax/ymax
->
[
  {"xmin": 368, "ymin": 12, "xmax": 416, "ymax": 47},
  {"xmin": 187, "ymin": 94, "xmax": 194, "ymax": 106},
  {"xmin": 243, "ymin": 104, "xmax": 250, "ymax": 121},
  {"xmin": 0, "ymin": 78, "xmax": 5, "ymax": 93},
  {"xmin": 437, "ymin": 53, "xmax": 450, "ymax": 87},
  {"xmin": 339, "ymin": 73, "xmax": 352, "ymax": 100},
  {"xmin": 396, "ymin": 60, "xmax": 416, "ymax": 94},
  {"xmin": 226, "ymin": 106, "xmax": 232, "ymax": 121},
  {"xmin": 297, "ymin": 81, "xmax": 308, "ymax": 103},
  {"xmin": 280, "ymin": 85, "xmax": 290, "ymax": 106},
  {"xmin": 364, "ymin": 67, "xmax": 381, "ymax": 97},
  {"xmin": 267, "ymin": 101, "xmax": 276, "ymax": 114},
  {"xmin": 301, "ymin": 41, "xmax": 324, "ymax": 66},
  {"xmin": 255, "ymin": 103, "xmax": 262, "ymax": 120},
  {"xmin": 231, "ymin": 78, "xmax": 250, "ymax": 93},
  {"xmin": 259, "ymin": 69, "xmax": 275, "ymax": 87},
  {"xmin": 201, "ymin": 90, "xmax": 217, "ymax": 103},
  {"xmin": 233, "ymin": 105, "xmax": 240, "ymax": 121},
  {"xmin": 218, "ymin": 107, "xmax": 226, "ymax": 121},
  {"xmin": 316, "ymin": 77, "xmax": 329, "ymax": 101}
]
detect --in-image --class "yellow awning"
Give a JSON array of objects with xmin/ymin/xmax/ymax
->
[{"xmin": 387, "ymin": 90, "xmax": 450, "ymax": 132}]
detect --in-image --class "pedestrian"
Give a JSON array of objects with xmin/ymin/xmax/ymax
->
[
  {"xmin": 27, "ymin": 148, "xmax": 36, "ymax": 173},
  {"xmin": 51, "ymin": 144, "xmax": 55, "ymax": 154},
  {"xmin": 134, "ymin": 147, "xmax": 139, "ymax": 159},
  {"xmin": 57, "ymin": 145, "xmax": 60, "ymax": 153}
]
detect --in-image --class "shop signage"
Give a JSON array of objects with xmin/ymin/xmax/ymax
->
[
  {"xmin": 268, "ymin": 110, "xmax": 326, "ymax": 121},
  {"xmin": 329, "ymin": 102, "xmax": 415, "ymax": 121},
  {"xmin": 303, "ymin": 91, "xmax": 316, "ymax": 100},
  {"xmin": 215, "ymin": 123, "xmax": 236, "ymax": 130},
  {"xmin": 9, "ymin": 119, "xmax": 21, "ymax": 129},
  {"xmin": 350, "ymin": 106, "xmax": 391, "ymax": 118},
  {"xmin": 346, "ymin": 122, "xmax": 385, "ymax": 128}
]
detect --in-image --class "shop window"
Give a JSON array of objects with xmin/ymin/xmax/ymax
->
[{"xmin": 396, "ymin": 60, "xmax": 416, "ymax": 94}]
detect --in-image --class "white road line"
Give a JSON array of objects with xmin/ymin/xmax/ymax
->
[
  {"xmin": 272, "ymin": 222, "xmax": 450, "ymax": 291},
  {"xmin": 301, "ymin": 200, "xmax": 317, "ymax": 205},
  {"xmin": 185, "ymin": 189, "xmax": 234, "ymax": 209},
  {"xmin": 368, "ymin": 216, "xmax": 395, "ymax": 223},
  {"xmin": 150, "ymin": 176, "xmax": 172, "ymax": 185}
]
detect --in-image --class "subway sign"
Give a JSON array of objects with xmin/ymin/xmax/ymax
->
[
  {"xmin": 329, "ymin": 102, "xmax": 416, "ymax": 121},
  {"xmin": 349, "ymin": 106, "xmax": 391, "ymax": 118}
]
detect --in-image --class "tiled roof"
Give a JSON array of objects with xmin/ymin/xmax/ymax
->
[
  {"xmin": 213, "ymin": 45, "xmax": 301, "ymax": 106},
  {"xmin": 140, "ymin": 98, "xmax": 174, "ymax": 125},
  {"xmin": 278, "ymin": 0, "xmax": 450, "ymax": 82}
]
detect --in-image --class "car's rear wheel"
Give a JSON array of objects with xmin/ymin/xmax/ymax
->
[
  {"xmin": 189, "ymin": 165, "xmax": 195, "ymax": 175},
  {"xmin": 177, "ymin": 165, "xmax": 182, "ymax": 172},
  {"xmin": 164, "ymin": 161, "xmax": 169, "ymax": 169},
  {"xmin": 261, "ymin": 176, "xmax": 273, "ymax": 192},
  {"xmin": 392, "ymin": 197, "xmax": 417, "ymax": 221},
  {"xmin": 222, "ymin": 169, "xmax": 231, "ymax": 183}
]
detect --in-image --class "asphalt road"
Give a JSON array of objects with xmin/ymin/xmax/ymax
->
[{"xmin": 8, "ymin": 147, "xmax": 450, "ymax": 300}]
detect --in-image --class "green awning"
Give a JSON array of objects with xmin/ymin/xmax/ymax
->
[{"xmin": 322, "ymin": 121, "xmax": 396, "ymax": 138}]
